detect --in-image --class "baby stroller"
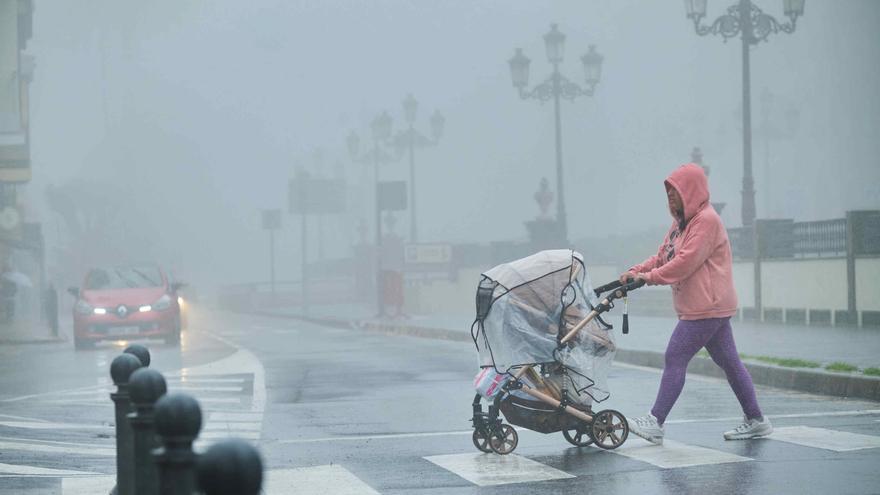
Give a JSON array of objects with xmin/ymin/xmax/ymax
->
[{"xmin": 470, "ymin": 250, "xmax": 644, "ymax": 454}]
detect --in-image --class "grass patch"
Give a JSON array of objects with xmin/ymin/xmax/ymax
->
[
  {"xmin": 864, "ymin": 367, "xmax": 880, "ymax": 377},
  {"xmin": 825, "ymin": 362, "xmax": 859, "ymax": 373}
]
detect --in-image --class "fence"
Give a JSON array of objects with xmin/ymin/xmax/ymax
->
[{"xmin": 728, "ymin": 210, "xmax": 880, "ymax": 260}]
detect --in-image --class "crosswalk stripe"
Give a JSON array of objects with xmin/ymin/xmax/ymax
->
[
  {"xmin": 769, "ymin": 426, "xmax": 880, "ymax": 452},
  {"xmin": 203, "ymin": 422, "xmax": 262, "ymax": 432},
  {"xmin": 0, "ymin": 421, "xmax": 111, "ymax": 430},
  {"xmin": 424, "ymin": 452, "xmax": 574, "ymax": 487},
  {"xmin": 263, "ymin": 465, "xmax": 380, "ymax": 495},
  {"xmin": 0, "ymin": 462, "xmax": 99, "ymax": 476},
  {"xmin": 62, "ymin": 475, "xmax": 115, "ymax": 495},
  {"xmin": 209, "ymin": 412, "xmax": 263, "ymax": 422},
  {"xmin": 0, "ymin": 440, "xmax": 115, "ymax": 457},
  {"xmin": 198, "ymin": 431, "xmax": 260, "ymax": 440},
  {"xmin": 610, "ymin": 438, "xmax": 751, "ymax": 468}
]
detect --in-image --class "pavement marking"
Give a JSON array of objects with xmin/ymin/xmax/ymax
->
[
  {"xmin": 424, "ymin": 452, "xmax": 574, "ymax": 487},
  {"xmin": 263, "ymin": 465, "xmax": 380, "ymax": 495},
  {"xmin": 0, "ymin": 440, "xmax": 115, "ymax": 457},
  {"xmin": 62, "ymin": 475, "xmax": 115, "ymax": 495},
  {"xmin": 0, "ymin": 421, "xmax": 111, "ymax": 430},
  {"xmin": 203, "ymin": 421, "xmax": 262, "ymax": 432},
  {"xmin": 279, "ymin": 430, "xmax": 474, "ymax": 444},
  {"xmin": 171, "ymin": 385, "xmax": 245, "ymax": 393},
  {"xmin": 199, "ymin": 431, "xmax": 261, "ymax": 440},
  {"xmin": 174, "ymin": 330, "xmax": 266, "ymax": 414},
  {"xmin": 610, "ymin": 438, "xmax": 752, "ymax": 469},
  {"xmin": 0, "ymin": 463, "xmax": 100, "ymax": 477},
  {"xmin": 209, "ymin": 412, "xmax": 264, "ymax": 422},
  {"xmin": 769, "ymin": 426, "xmax": 880, "ymax": 452},
  {"xmin": 194, "ymin": 397, "xmax": 242, "ymax": 405},
  {"xmin": 0, "ymin": 383, "xmax": 108, "ymax": 403},
  {"xmin": 171, "ymin": 377, "xmax": 246, "ymax": 384},
  {"xmin": 666, "ymin": 409, "xmax": 880, "ymax": 425},
  {"xmin": 275, "ymin": 408, "xmax": 880, "ymax": 444}
]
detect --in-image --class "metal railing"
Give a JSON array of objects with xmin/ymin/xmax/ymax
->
[{"xmin": 728, "ymin": 211, "xmax": 879, "ymax": 259}]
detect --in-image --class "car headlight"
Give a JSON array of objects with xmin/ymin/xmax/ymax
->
[
  {"xmin": 75, "ymin": 299, "xmax": 94, "ymax": 315},
  {"xmin": 154, "ymin": 294, "xmax": 172, "ymax": 311}
]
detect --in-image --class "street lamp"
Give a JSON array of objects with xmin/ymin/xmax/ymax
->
[
  {"xmin": 348, "ymin": 112, "xmax": 398, "ymax": 317},
  {"xmin": 508, "ymin": 23, "xmax": 603, "ymax": 244},
  {"xmin": 391, "ymin": 94, "xmax": 444, "ymax": 243},
  {"xmin": 684, "ymin": 0, "xmax": 804, "ymax": 226}
]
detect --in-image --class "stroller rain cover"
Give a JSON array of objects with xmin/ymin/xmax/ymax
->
[{"xmin": 472, "ymin": 249, "xmax": 617, "ymax": 402}]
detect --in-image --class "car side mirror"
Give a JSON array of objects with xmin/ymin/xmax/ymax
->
[
  {"xmin": 171, "ymin": 282, "xmax": 186, "ymax": 292},
  {"xmin": 67, "ymin": 287, "xmax": 80, "ymax": 298}
]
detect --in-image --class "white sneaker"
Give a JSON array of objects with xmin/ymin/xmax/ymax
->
[
  {"xmin": 627, "ymin": 413, "xmax": 664, "ymax": 445},
  {"xmin": 724, "ymin": 416, "xmax": 773, "ymax": 440}
]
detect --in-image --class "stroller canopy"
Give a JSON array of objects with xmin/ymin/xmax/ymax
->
[{"xmin": 473, "ymin": 250, "xmax": 616, "ymax": 401}]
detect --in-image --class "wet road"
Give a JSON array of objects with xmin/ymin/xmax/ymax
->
[{"xmin": 1, "ymin": 308, "xmax": 879, "ymax": 494}]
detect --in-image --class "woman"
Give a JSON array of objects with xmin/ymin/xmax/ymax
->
[{"xmin": 621, "ymin": 163, "xmax": 771, "ymax": 445}]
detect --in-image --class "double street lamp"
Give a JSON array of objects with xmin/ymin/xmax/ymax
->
[
  {"xmin": 348, "ymin": 112, "xmax": 397, "ymax": 316},
  {"xmin": 508, "ymin": 24, "xmax": 603, "ymax": 245},
  {"xmin": 684, "ymin": 0, "xmax": 805, "ymax": 226},
  {"xmin": 391, "ymin": 94, "xmax": 445, "ymax": 243}
]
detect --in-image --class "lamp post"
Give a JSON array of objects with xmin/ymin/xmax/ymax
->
[
  {"xmin": 508, "ymin": 23, "xmax": 603, "ymax": 245},
  {"xmin": 392, "ymin": 94, "xmax": 444, "ymax": 243},
  {"xmin": 684, "ymin": 0, "xmax": 805, "ymax": 227},
  {"xmin": 348, "ymin": 113, "xmax": 397, "ymax": 317}
]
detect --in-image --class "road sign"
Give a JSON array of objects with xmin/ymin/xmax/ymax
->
[
  {"xmin": 289, "ymin": 178, "xmax": 347, "ymax": 214},
  {"xmin": 262, "ymin": 209, "xmax": 281, "ymax": 230},
  {"xmin": 405, "ymin": 243, "xmax": 452, "ymax": 264}
]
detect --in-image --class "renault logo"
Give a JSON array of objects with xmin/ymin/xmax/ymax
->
[{"xmin": 116, "ymin": 305, "xmax": 128, "ymax": 318}]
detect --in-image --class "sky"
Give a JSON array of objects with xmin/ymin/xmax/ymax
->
[{"xmin": 22, "ymin": 0, "xmax": 880, "ymax": 290}]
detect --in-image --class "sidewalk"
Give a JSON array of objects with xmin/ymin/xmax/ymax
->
[
  {"xmin": 255, "ymin": 302, "xmax": 880, "ymax": 401},
  {"xmin": 0, "ymin": 318, "xmax": 65, "ymax": 345}
]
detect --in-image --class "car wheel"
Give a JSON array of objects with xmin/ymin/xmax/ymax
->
[{"xmin": 165, "ymin": 321, "xmax": 181, "ymax": 346}]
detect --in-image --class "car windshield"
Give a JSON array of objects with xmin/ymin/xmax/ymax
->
[{"xmin": 85, "ymin": 267, "xmax": 163, "ymax": 290}]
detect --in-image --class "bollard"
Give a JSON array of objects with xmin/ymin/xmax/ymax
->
[
  {"xmin": 128, "ymin": 368, "xmax": 167, "ymax": 495},
  {"xmin": 197, "ymin": 439, "xmax": 264, "ymax": 495},
  {"xmin": 124, "ymin": 344, "xmax": 151, "ymax": 368},
  {"xmin": 110, "ymin": 353, "xmax": 143, "ymax": 495},
  {"xmin": 154, "ymin": 393, "xmax": 202, "ymax": 495}
]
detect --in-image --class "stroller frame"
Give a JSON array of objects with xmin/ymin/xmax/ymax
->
[{"xmin": 472, "ymin": 276, "xmax": 644, "ymax": 455}]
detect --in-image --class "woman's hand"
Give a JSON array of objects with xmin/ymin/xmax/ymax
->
[{"xmin": 619, "ymin": 271, "xmax": 646, "ymax": 285}]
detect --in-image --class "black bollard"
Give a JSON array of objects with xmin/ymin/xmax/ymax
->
[
  {"xmin": 110, "ymin": 353, "xmax": 143, "ymax": 495},
  {"xmin": 124, "ymin": 344, "xmax": 151, "ymax": 368},
  {"xmin": 154, "ymin": 393, "xmax": 202, "ymax": 495},
  {"xmin": 128, "ymin": 368, "xmax": 167, "ymax": 495},
  {"xmin": 197, "ymin": 439, "xmax": 264, "ymax": 495}
]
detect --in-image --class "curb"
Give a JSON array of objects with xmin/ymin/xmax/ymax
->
[
  {"xmin": 247, "ymin": 310, "xmax": 880, "ymax": 402},
  {"xmin": 615, "ymin": 349, "xmax": 880, "ymax": 402}
]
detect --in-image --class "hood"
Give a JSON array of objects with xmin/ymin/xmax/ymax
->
[
  {"xmin": 81, "ymin": 287, "xmax": 167, "ymax": 307},
  {"xmin": 664, "ymin": 163, "xmax": 710, "ymax": 223}
]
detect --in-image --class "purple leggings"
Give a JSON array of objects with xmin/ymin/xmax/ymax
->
[{"xmin": 650, "ymin": 317, "xmax": 762, "ymax": 425}]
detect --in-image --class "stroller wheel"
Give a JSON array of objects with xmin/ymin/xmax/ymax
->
[
  {"xmin": 590, "ymin": 409, "xmax": 629, "ymax": 450},
  {"xmin": 562, "ymin": 422, "xmax": 595, "ymax": 447},
  {"xmin": 488, "ymin": 424, "xmax": 518, "ymax": 455},
  {"xmin": 472, "ymin": 429, "xmax": 493, "ymax": 453}
]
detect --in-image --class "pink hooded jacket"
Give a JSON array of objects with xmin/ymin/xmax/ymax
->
[{"xmin": 629, "ymin": 163, "xmax": 738, "ymax": 320}]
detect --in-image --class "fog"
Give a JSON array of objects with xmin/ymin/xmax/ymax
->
[{"xmin": 23, "ymin": 0, "xmax": 880, "ymax": 292}]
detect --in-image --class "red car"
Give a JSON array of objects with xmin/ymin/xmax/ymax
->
[{"xmin": 69, "ymin": 265, "xmax": 184, "ymax": 349}]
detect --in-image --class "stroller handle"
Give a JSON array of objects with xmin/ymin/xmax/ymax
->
[{"xmin": 594, "ymin": 278, "xmax": 646, "ymax": 296}]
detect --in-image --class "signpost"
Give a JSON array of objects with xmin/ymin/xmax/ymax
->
[
  {"xmin": 261, "ymin": 210, "xmax": 281, "ymax": 297},
  {"xmin": 289, "ymin": 174, "xmax": 346, "ymax": 315}
]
